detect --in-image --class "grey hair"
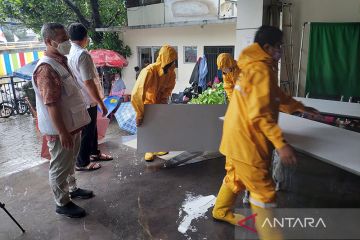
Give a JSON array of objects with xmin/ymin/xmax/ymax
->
[{"xmin": 41, "ymin": 23, "xmax": 65, "ymax": 40}]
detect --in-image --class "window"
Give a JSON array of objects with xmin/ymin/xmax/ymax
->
[
  {"xmin": 138, "ymin": 46, "xmax": 178, "ymax": 69},
  {"xmin": 184, "ymin": 46, "xmax": 197, "ymax": 63},
  {"xmin": 153, "ymin": 46, "xmax": 161, "ymax": 62},
  {"xmin": 204, "ymin": 46, "xmax": 234, "ymax": 83},
  {"xmin": 138, "ymin": 47, "xmax": 153, "ymax": 69}
]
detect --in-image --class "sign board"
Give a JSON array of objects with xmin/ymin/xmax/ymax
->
[{"xmin": 164, "ymin": 0, "xmax": 219, "ymax": 23}]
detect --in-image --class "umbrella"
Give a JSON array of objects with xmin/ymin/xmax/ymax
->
[
  {"xmin": 114, "ymin": 102, "xmax": 137, "ymax": 135},
  {"xmin": 89, "ymin": 49, "xmax": 128, "ymax": 68},
  {"xmin": 102, "ymin": 96, "xmax": 121, "ymax": 117},
  {"xmin": 13, "ymin": 59, "xmax": 39, "ymax": 80}
]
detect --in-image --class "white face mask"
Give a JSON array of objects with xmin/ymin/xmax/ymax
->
[{"xmin": 52, "ymin": 40, "xmax": 71, "ymax": 55}]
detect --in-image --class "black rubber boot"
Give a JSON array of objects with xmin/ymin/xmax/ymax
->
[
  {"xmin": 70, "ymin": 188, "xmax": 94, "ymax": 199},
  {"xmin": 56, "ymin": 202, "xmax": 86, "ymax": 218}
]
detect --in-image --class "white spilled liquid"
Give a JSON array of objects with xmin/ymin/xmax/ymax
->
[{"xmin": 177, "ymin": 193, "xmax": 216, "ymax": 234}]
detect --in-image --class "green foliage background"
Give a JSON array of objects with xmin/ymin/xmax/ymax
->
[
  {"xmin": 0, "ymin": 0, "xmax": 131, "ymax": 57},
  {"xmin": 189, "ymin": 83, "xmax": 227, "ymax": 104}
]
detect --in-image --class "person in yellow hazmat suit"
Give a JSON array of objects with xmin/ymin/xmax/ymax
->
[
  {"xmin": 217, "ymin": 53, "xmax": 253, "ymax": 205},
  {"xmin": 131, "ymin": 45, "xmax": 178, "ymax": 162},
  {"xmin": 212, "ymin": 26, "xmax": 319, "ymax": 239},
  {"xmin": 216, "ymin": 53, "xmax": 240, "ymax": 102}
]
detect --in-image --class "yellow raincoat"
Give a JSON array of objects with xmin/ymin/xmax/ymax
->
[
  {"xmin": 217, "ymin": 53, "xmax": 240, "ymax": 101},
  {"xmin": 220, "ymin": 43, "xmax": 305, "ymax": 205},
  {"xmin": 131, "ymin": 45, "xmax": 177, "ymax": 121}
]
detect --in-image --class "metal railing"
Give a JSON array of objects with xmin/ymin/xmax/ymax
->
[
  {"xmin": 0, "ymin": 76, "xmax": 27, "ymax": 114},
  {"xmin": 0, "ymin": 41, "xmax": 45, "ymax": 52}
]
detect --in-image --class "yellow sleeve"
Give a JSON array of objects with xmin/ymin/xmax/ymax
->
[
  {"xmin": 131, "ymin": 70, "xmax": 157, "ymax": 120},
  {"xmin": 246, "ymin": 69, "xmax": 287, "ymax": 149},
  {"xmin": 278, "ymin": 88, "xmax": 305, "ymax": 114},
  {"xmin": 159, "ymin": 71, "xmax": 176, "ymax": 104},
  {"xmin": 143, "ymin": 71, "xmax": 158, "ymax": 105},
  {"xmin": 223, "ymin": 75, "xmax": 234, "ymax": 102}
]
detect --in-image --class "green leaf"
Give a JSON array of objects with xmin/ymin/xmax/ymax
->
[{"xmin": 189, "ymin": 83, "xmax": 227, "ymax": 105}]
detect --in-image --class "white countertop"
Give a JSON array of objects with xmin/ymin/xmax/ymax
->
[
  {"xmin": 221, "ymin": 113, "xmax": 360, "ymax": 175},
  {"xmin": 295, "ymin": 97, "xmax": 360, "ymax": 118},
  {"xmin": 279, "ymin": 113, "xmax": 360, "ymax": 176}
]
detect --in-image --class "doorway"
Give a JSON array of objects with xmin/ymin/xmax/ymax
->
[
  {"xmin": 204, "ymin": 46, "xmax": 235, "ymax": 84},
  {"xmin": 138, "ymin": 46, "xmax": 161, "ymax": 69}
]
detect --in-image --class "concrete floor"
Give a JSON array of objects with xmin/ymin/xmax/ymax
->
[
  {"xmin": 0, "ymin": 115, "xmax": 43, "ymax": 178},
  {"xmin": 0, "ymin": 116, "xmax": 128, "ymax": 178},
  {"xmin": 1, "ymin": 117, "xmax": 360, "ymax": 240},
  {"xmin": 0, "ymin": 137, "xmax": 236, "ymax": 240}
]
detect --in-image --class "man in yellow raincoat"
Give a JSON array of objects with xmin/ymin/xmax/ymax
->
[
  {"xmin": 212, "ymin": 26, "xmax": 318, "ymax": 239},
  {"xmin": 131, "ymin": 45, "xmax": 178, "ymax": 162},
  {"xmin": 216, "ymin": 53, "xmax": 240, "ymax": 102}
]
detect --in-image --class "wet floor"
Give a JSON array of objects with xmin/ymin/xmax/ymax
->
[
  {"xmin": 0, "ymin": 115, "xmax": 43, "ymax": 178},
  {"xmin": 0, "ymin": 115, "xmax": 128, "ymax": 178},
  {"xmin": 0, "ymin": 115, "xmax": 360, "ymax": 240}
]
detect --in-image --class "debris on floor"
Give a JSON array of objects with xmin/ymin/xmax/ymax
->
[{"xmin": 177, "ymin": 192, "xmax": 216, "ymax": 235}]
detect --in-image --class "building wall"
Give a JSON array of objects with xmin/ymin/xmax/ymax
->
[
  {"xmin": 234, "ymin": 0, "xmax": 360, "ymax": 96},
  {"xmin": 165, "ymin": 0, "xmax": 219, "ymax": 23},
  {"xmin": 121, "ymin": 23, "xmax": 236, "ymax": 93},
  {"xmin": 127, "ymin": 4, "xmax": 165, "ymax": 26},
  {"xmin": 235, "ymin": 0, "xmax": 264, "ymax": 57},
  {"xmin": 127, "ymin": 0, "xmax": 226, "ymax": 26},
  {"xmin": 0, "ymin": 50, "xmax": 44, "ymax": 76},
  {"xmin": 283, "ymin": 0, "xmax": 360, "ymax": 96}
]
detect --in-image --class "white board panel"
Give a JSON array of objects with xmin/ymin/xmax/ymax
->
[
  {"xmin": 279, "ymin": 114, "xmax": 360, "ymax": 176},
  {"xmin": 138, "ymin": 104, "xmax": 360, "ymax": 175},
  {"xmin": 295, "ymin": 97, "xmax": 360, "ymax": 118},
  {"xmin": 137, "ymin": 104, "xmax": 227, "ymax": 153}
]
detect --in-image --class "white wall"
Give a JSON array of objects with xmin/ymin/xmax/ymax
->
[
  {"xmin": 127, "ymin": 4, "xmax": 165, "ymax": 26},
  {"xmin": 235, "ymin": 0, "xmax": 264, "ymax": 57},
  {"xmin": 121, "ymin": 23, "xmax": 236, "ymax": 94},
  {"xmin": 165, "ymin": 0, "xmax": 219, "ymax": 23},
  {"xmin": 283, "ymin": 0, "xmax": 360, "ymax": 96}
]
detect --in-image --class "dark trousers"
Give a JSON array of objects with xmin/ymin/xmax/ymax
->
[{"xmin": 76, "ymin": 106, "xmax": 100, "ymax": 167}]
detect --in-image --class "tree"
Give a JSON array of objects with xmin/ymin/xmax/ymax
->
[{"xmin": 0, "ymin": 0, "xmax": 131, "ymax": 57}]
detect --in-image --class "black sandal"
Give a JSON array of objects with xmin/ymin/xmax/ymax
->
[
  {"xmin": 75, "ymin": 162, "xmax": 101, "ymax": 171},
  {"xmin": 90, "ymin": 153, "xmax": 113, "ymax": 161}
]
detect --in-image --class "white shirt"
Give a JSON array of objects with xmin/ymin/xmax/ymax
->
[{"xmin": 68, "ymin": 43, "xmax": 101, "ymax": 107}]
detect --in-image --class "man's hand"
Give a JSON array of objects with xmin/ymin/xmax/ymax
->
[
  {"xmin": 136, "ymin": 118, "xmax": 143, "ymax": 127},
  {"xmin": 277, "ymin": 144, "xmax": 297, "ymax": 166},
  {"xmin": 99, "ymin": 103, "xmax": 108, "ymax": 117},
  {"xmin": 59, "ymin": 131, "xmax": 74, "ymax": 150},
  {"xmin": 303, "ymin": 107, "xmax": 320, "ymax": 118}
]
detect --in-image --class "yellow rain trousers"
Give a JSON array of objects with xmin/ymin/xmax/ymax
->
[
  {"xmin": 131, "ymin": 45, "xmax": 177, "ymax": 161},
  {"xmin": 214, "ymin": 43, "xmax": 305, "ymax": 238},
  {"xmin": 217, "ymin": 53, "xmax": 240, "ymax": 102}
]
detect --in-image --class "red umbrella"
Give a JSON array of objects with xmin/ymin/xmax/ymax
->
[{"xmin": 89, "ymin": 49, "xmax": 128, "ymax": 68}]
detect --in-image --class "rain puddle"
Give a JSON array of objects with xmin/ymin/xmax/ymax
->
[{"xmin": 177, "ymin": 192, "xmax": 216, "ymax": 236}]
